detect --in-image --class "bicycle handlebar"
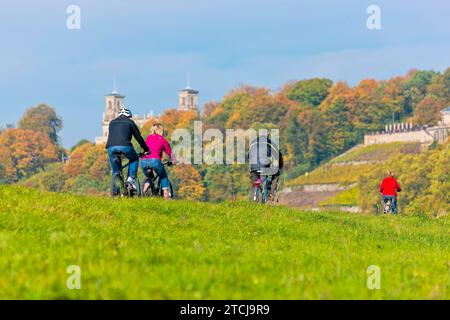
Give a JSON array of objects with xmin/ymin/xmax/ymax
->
[{"xmin": 162, "ymin": 161, "xmax": 173, "ymax": 166}]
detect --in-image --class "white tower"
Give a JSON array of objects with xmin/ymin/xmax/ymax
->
[
  {"xmin": 95, "ymin": 80, "xmax": 126, "ymax": 144},
  {"xmin": 178, "ymin": 74, "xmax": 199, "ymax": 112}
]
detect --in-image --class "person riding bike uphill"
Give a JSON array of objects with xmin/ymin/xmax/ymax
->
[
  {"xmin": 106, "ymin": 108, "xmax": 150, "ymax": 190},
  {"xmin": 379, "ymin": 171, "xmax": 402, "ymax": 214},
  {"xmin": 249, "ymin": 134, "xmax": 283, "ymax": 201},
  {"xmin": 141, "ymin": 124, "xmax": 175, "ymax": 199}
]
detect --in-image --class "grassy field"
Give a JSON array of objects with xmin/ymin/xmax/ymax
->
[
  {"xmin": 320, "ymin": 187, "xmax": 359, "ymax": 207},
  {"xmin": 0, "ymin": 186, "xmax": 448, "ymax": 299},
  {"xmin": 287, "ymin": 164, "xmax": 374, "ymax": 187},
  {"xmin": 330, "ymin": 142, "xmax": 422, "ymax": 164},
  {"xmin": 288, "ymin": 143, "xmax": 423, "ymax": 187}
]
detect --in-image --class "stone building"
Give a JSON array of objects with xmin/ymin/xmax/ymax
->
[
  {"xmin": 178, "ymin": 86, "xmax": 199, "ymax": 112},
  {"xmin": 364, "ymin": 107, "xmax": 450, "ymax": 145},
  {"xmin": 95, "ymin": 82, "xmax": 199, "ymax": 145}
]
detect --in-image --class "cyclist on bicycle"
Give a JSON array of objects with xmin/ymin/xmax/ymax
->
[
  {"xmin": 379, "ymin": 171, "xmax": 401, "ymax": 214},
  {"xmin": 141, "ymin": 123, "xmax": 175, "ymax": 199},
  {"xmin": 106, "ymin": 108, "xmax": 150, "ymax": 190},
  {"xmin": 249, "ymin": 134, "xmax": 283, "ymax": 200}
]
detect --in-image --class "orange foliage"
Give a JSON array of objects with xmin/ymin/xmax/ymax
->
[
  {"xmin": 413, "ymin": 96, "xmax": 444, "ymax": 126},
  {"xmin": 356, "ymin": 79, "xmax": 379, "ymax": 97},
  {"xmin": 141, "ymin": 109, "xmax": 198, "ymax": 137},
  {"xmin": 320, "ymin": 81, "xmax": 355, "ymax": 111},
  {"xmin": 382, "ymin": 76, "xmax": 406, "ymax": 101},
  {"xmin": 0, "ymin": 128, "xmax": 58, "ymax": 182},
  {"xmin": 172, "ymin": 164, "xmax": 205, "ymax": 200},
  {"xmin": 203, "ymin": 101, "xmax": 220, "ymax": 118},
  {"xmin": 64, "ymin": 143, "xmax": 109, "ymax": 179}
]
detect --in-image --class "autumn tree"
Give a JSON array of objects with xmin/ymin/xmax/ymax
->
[
  {"xmin": 0, "ymin": 164, "xmax": 6, "ymax": 184},
  {"xmin": 203, "ymin": 101, "xmax": 220, "ymax": 118},
  {"xmin": 281, "ymin": 108, "xmax": 309, "ymax": 173},
  {"xmin": 64, "ymin": 143, "xmax": 109, "ymax": 179},
  {"xmin": 18, "ymin": 104, "xmax": 63, "ymax": 144},
  {"xmin": 0, "ymin": 129, "xmax": 58, "ymax": 183},
  {"xmin": 402, "ymin": 69, "xmax": 438, "ymax": 115},
  {"xmin": 20, "ymin": 163, "xmax": 67, "ymax": 192},
  {"xmin": 203, "ymin": 164, "xmax": 248, "ymax": 201},
  {"xmin": 413, "ymin": 95, "xmax": 444, "ymax": 126},
  {"xmin": 171, "ymin": 164, "xmax": 206, "ymax": 200},
  {"xmin": 71, "ymin": 139, "xmax": 92, "ymax": 151},
  {"xmin": 141, "ymin": 109, "xmax": 198, "ymax": 138},
  {"xmin": 287, "ymin": 78, "xmax": 333, "ymax": 107},
  {"xmin": 63, "ymin": 143, "xmax": 110, "ymax": 194}
]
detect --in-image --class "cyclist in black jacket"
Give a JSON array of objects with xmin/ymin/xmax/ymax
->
[
  {"xmin": 249, "ymin": 135, "xmax": 283, "ymax": 200},
  {"xmin": 106, "ymin": 108, "xmax": 150, "ymax": 189}
]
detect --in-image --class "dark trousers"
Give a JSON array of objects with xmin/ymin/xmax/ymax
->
[{"xmin": 250, "ymin": 170, "xmax": 280, "ymax": 196}]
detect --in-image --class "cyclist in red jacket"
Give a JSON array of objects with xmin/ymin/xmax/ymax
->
[{"xmin": 379, "ymin": 171, "xmax": 402, "ymax": 214}]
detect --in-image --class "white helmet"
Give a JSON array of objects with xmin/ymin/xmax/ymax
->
[{"xmin": 118, "ymin": 108, "xmax": 132, "ymax": 118}]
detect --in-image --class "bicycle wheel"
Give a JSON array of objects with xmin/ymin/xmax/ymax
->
[
  {"xmin": 111, "ymin": 174, "xmax": 124, "ymax": 197},
  {"xmin": 167, "ymin": 181, "xmax": 174, "ymax": 199},
  {"xmin": 141, "ymin": 178, "xmax": 156, "ymax": 197},
  {"xmin": 157, "ymin": 182, "xmax": 170, "ymax": 198},
  {"xmin": 124, "ymin": 177, "xmax": 140, "ymax": 198},
  {"xmin": 134, "ymin": 177, "xmax": 142, "ymax": 197},
  {"xmin": 252, "ymin": 186, "xmax": 261, "ymax": 202},
  {"xmin": 261, "ymin": 178, "xmax": 270, "ymax": 204},
  {"xmin": 271, "ymin": 174, "xmax": 283, "ymax": 203}
]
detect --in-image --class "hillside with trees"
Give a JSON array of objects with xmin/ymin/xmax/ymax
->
[
  {"xmin": 2, "ymin": 68, "xmax": 449, "ymax": 216},
  {"xmin": 285, "ymin": 141, "xmax": 449, "ymax": 217}
]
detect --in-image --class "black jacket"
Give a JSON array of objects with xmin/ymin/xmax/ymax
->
[
  {"xmin": 249, "ymin": 135, "xmax": 283, "ymax": 174},
  {"xmin": 105, "ymin": 115, "xmax": 149, "ymax": 152}
]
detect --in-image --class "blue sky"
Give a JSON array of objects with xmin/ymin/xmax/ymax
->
[{"xmin": 1, "ymin": 0, "xmax": 449, "ymax": 147}]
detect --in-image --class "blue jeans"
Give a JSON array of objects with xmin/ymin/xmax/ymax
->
[
  {"xmin": 383, "ymin": 196, "xmax": 398, "ymax": 214},
  {"xmin": 107, "ymin": 146, "xmax": 139, "ymax": 179},
  {"xmin": 141, "ymin": 159, "xmax": 169, "ymax": 189}
]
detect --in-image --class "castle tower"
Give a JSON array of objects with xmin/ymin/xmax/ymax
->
[
  {"xmin": 103, "ymin": 79, "xmax": 125, "ymax": 123},
  {"xmin": 178, "ymin": 75, "xmax": 199, "ymax": 112},
  {"xmin": 95, "ymin": 80, "xmax": 126, "ymax": 144}
]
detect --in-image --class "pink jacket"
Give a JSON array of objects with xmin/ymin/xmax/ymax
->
[{"xmin": 142, "ymin": 134, "xmax": 173, "ymax": 161}]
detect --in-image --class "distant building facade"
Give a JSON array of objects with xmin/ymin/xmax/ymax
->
[
  {"xmin": 364, "ymin": 107, "xmax": 450, "ymax": 145},
  {"xmin": 95, "ymin": 83, "xmax": 199, "ymax": 145},
  {"xmin": 178, "ymin": 86, "xmax": 199, "ymax": 112}
]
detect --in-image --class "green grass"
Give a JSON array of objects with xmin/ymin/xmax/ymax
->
[
  {"xmin": 0, "ymin": 186, "xmax": 449, "ymax": 299},
  {"xmin": 287, "ymin": 164, "xmax": 374, "ymax": 187},
  {"xmin": 320, "ymin": 187, "xmax": 359, "ymax": 207},
  {"xmin": 330, "ymin": 143, "xmax": 422, "ymax": 164}
]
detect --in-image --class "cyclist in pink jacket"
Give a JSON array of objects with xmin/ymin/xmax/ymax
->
[{"xmin": 141, "ymin": 124, "xmax": 176, "ymax": 199}]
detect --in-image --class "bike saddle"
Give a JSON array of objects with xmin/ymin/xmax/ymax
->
[{"xmin": 143, "ymin": 166, "xmax": 155, "ymax": 176}]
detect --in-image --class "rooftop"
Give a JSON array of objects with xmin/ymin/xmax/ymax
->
[
  {"xmin": 179, "ymin": 86, "xmax": 199, "ymax": 94},
  {"xmin": 105, "ymin": 92, "xmax": 125, "ymax": 98}
]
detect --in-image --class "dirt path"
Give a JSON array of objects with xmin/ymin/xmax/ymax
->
[{"xmin": 278, "ymin": 188, "xmax": 341, "ymax": 208}]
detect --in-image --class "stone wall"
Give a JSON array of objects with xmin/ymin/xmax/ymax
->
[
  {"xmin": 364, "ymin": 126, "xmax": 449, "ymax": 145},
  {"xmin": 364, "ymin": 129, "xmax": 434, "ymax": 145}
]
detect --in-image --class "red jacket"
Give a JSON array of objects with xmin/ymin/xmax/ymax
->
[{"xmin": 379, "ymin": 177, "xmax": 401, "ymax": 196}]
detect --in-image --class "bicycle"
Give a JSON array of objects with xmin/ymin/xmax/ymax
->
[
  {"xmin": 382, "ymin": 196, "xmax": 397, "ymax": 214},
  {"xmin": 252, "ymin": 172, "xmax": 274, "ymax": 204},
  {"xmin": 110, "ymin": 151, "xmax": 143, "ymax": 198},
  {"xmin": 141, "ymin": 161, "xmax": 174, "ymax": 199}
]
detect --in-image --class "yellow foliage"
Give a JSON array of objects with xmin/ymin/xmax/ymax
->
[{"xmin": 172, "ymin": 164, "xmax": 206, "ymax": 201}]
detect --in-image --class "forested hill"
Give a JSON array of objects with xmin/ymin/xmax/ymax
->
[
  {"xmin": 282, "ymin": 141, "xmax": 449, "ymax": 217},
  {"xmin": 2, "ymin": 68, "xmax": 450, "ymax": 205}
]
